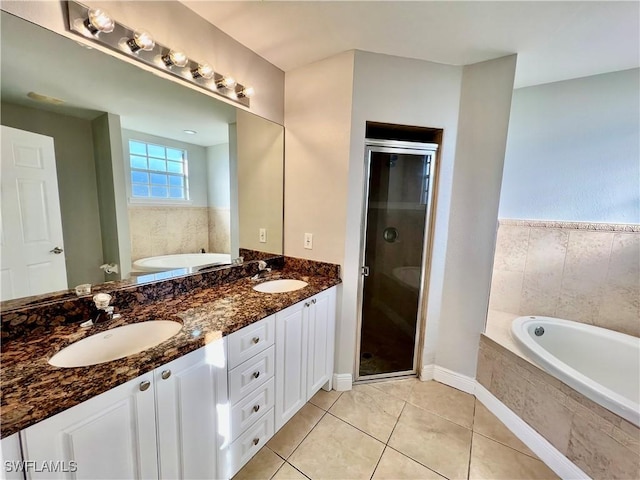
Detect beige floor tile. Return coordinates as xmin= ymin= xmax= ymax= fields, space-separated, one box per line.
xmin=388 ymin=403 xmax=472 ymax=480
xmin=408 ymin=380 xmax=476 ymax=428
xmin=272 ymin=462 xmax=309 ymax=480
xmin=232 ymin=446 xmax=284 ymax=480
xmin=473 ymin=401 xmax=536 ymax=457
xmin=309 ymin=389 xmax=343 ymax=411
xmin=267 ymin=403 xmax=325 ymax=458
xmin=469 ymin=433 xmax=559 ymax=480
xmin=368 ymin=377 xmax=419 ymax=402
xmin=329 ymin=384 xmax=405 ymax=442
xmin=288 ymin=413 xmax=385 ymax=480
xmin=372 ymin=447 xmax=446 ymax=479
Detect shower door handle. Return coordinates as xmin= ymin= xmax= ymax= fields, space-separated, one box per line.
xmin=361 ymin=266 xmax=370 ymax=277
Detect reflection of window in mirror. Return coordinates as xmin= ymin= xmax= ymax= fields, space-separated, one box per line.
xmin=129 ymin=140 xmax=189 ymax=201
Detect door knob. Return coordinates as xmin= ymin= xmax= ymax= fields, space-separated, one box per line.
xmin=50 ymin=247 xmax=63 ymax=254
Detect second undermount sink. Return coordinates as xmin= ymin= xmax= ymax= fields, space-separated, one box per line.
xmin=253 ymin=279 xmax=308 ymax=294
xmin=48 ymin=320 xmax=182 ymax=368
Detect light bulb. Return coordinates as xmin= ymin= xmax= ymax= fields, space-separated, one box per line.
xmin=127 ymin=30 xmax=155 ymax=53
xmin=162 ymin=49 xmax=189 ymax=68
xmin=85 ymin=8 xmax=115 ymax=34
xmin=217 ymin=76 xmax=236 ymax=89
xmin=238 ymin=86 xmax=255 ymax=98
xmin=191 ymin=63 xmax=214 ymax=80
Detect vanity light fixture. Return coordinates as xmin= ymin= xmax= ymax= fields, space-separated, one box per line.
xmin=66 ymin=1 xmax=252 ymax=107
xmin=127 ymin=30 xmax=155 ymax=53
xmin=84 ymin=8 xmax=115 ymax=35
xmin=183 ymin=129 xmax=197 ymax=135
xmin=162 ymin=49 xmax=189 ymax=68
xmin=191 ymin=63 xmax=214 ymax=80
xmin=237 ymin=86 xmax=255 ymax=99
xmin=217 ymin=76 xmax=237 ymax=90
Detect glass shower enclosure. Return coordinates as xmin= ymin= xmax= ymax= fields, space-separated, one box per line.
xmin=357 ymin=140 xmax=438 ymax=380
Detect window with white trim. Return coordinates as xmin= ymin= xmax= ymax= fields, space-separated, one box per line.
xmin=129 ymin=140 xmax=189 ymax=200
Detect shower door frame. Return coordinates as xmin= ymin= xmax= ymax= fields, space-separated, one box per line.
xmin=355 ymin=139 xmax=439 ymax=382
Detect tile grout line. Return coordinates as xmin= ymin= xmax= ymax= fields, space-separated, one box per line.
xmin=283 ymin=407 xmax=331 ymax=466
xmin=286 ymin=461 xmax=312 ymax=480
xmin=466 ymin=400 xmax=478 ymax=479
xmin=384 ymin=445 xmax=451 ymax=480
xmin=368 ymin=445 xmax=388 ymax=480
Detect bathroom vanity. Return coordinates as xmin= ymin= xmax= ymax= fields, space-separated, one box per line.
xmin=0 ymin=262 xmax=339 ymax=480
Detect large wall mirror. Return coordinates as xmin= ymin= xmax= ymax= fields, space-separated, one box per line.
xmin=0 ymin=11 xmax=284 ymax=303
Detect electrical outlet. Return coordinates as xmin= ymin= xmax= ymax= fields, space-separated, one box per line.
xmin=259 ymin=228 xmax=267 ymax=243
xmin=304 ymin=233 xmax=313 ymax=250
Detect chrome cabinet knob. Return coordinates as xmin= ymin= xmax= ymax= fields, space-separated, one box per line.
xmin=161 ymin=370 xmax=171 ymax=380
xmin=253 ymin=405 xmax=260 ymax=413
xmin=252 ymin=337 xmax=260 ymax=344
xmin=252 ymin=371 xmax=260 ymax=379
xmin=139 ymin=380 xmax=151 ymax=391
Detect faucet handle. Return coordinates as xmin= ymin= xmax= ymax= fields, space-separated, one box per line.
xmin=258 ymin=260 xmax=267 ymax=271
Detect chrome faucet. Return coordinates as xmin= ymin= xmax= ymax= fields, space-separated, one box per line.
xmin=81 ymin=293 xmax=121 ymax=327
xmin=251 ymin=260 xmax=271 ymax=280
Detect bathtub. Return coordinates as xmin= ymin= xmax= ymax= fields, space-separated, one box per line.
xmin=511 ymin=316 xmax=640 ymax=427
xmin=133 ymin=253 xmax=231 ymax=272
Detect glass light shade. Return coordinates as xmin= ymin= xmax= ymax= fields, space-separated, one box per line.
xmin=193 ymin=63 xmax=214 ymax=80
xmin=239 ymin=86 xmax=255 ymax=98
xmin=168 ymin=50 xmax=188 ymax=68
xmin=87 ymin=8 xmax=115 ymax=34
xmin=133 ymin=30 xmax=155 ymax=51
xmin=220 ymin=76 xmax=236 ymax=89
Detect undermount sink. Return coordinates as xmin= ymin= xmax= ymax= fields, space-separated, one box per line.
xmin=252 ymin=279 xmax=308 ymax=294
xmin=49 ymin=320 xmax=182 ymax=368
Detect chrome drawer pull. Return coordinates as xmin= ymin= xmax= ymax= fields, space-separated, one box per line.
xmin=253 ymin=404 xmax=260 ymax=413
xmin=161 ymin=370 xmax=171 ymax=380
xmin=253 ymin=438 xmax=260 ymax=446
xmin=252 ymin=337 xmax=260 ymax=344
xmin=139 ymin=381 xmax=151 ymax=391
xmin=252 ymin=371 xmax=260 ymax=379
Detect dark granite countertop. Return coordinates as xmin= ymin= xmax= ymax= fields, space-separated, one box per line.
xmin=0 ymin=269 xmax=340 ymax=438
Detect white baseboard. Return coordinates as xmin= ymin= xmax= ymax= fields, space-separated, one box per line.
xmin=420 ymin=364 xmax=434 ymax=381
xmin=433 ymin=366 xmax=476 ymax=395
xmin=332 ymin=373 xmax=352 ymax=391
xmin=475 ymin=383 xmax=589 ymax=480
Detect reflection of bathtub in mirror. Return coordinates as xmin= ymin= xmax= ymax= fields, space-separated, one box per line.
xmin=391 ymin=266 xmax=421 ymax=291
xmin=132 ymin=253 xmax=231 ymax=273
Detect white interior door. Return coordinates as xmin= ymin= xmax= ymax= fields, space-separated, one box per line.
xmin=1 ymin=126 xmax=67 ymax=300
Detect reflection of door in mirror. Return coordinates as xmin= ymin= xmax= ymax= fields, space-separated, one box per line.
xmin=0 ymin=126 xmax=68 ymax=300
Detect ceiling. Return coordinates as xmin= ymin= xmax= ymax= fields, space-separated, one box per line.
xmin=182 ymin=1 xmax=639 ymax=88
xmin=1 ymin=11 xmax=235 ymax=147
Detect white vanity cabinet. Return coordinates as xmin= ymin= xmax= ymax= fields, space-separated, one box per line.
xmin=222 ymin=315 xmax=276 ymax=479
xmin=275 ymin=287 xmax=336 ymax=430
xmin=20 ymin=338 xmax=227 ymax=480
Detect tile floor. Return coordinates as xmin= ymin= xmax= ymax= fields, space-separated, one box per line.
xmin=232 ymin=378 xmax=560 ymax=480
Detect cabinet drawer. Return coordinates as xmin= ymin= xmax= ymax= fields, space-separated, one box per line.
xmin=228 ymin=315 xmax=275 ymax=370
xmin=230 ymin=377 xmax=275 ymax=441
xmin=228 ymin=345 xmax=274 ymax=404
xmin=228 ymin=408 xmax=275 ymax=478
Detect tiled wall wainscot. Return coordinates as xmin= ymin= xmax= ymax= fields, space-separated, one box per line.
xmin=129 ymin=206 xmax=231 ymax=261
xmin=489 ymin=219 xmax=640 ymax=337
xmin=477 ymin=336 xmax=640 ymax=480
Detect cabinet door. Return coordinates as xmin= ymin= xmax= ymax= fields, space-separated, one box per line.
xmin=306 ymin=287 xmax=337 ymax=399
xmin=155 ymin=338 xmax=227 ymax=480
xmin=275 ymin=301 xmax=308 ymax=431
xmin=20 ymin=373 xmax=158 ymax=480
xmin=1 ymin=433 xmax=23 ymax=480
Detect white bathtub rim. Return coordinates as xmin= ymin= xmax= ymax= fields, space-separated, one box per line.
xmin=511 ymin=315 xmax=640 ymax=428
xmin=133 ymin=253 xmax=231 ymax=272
